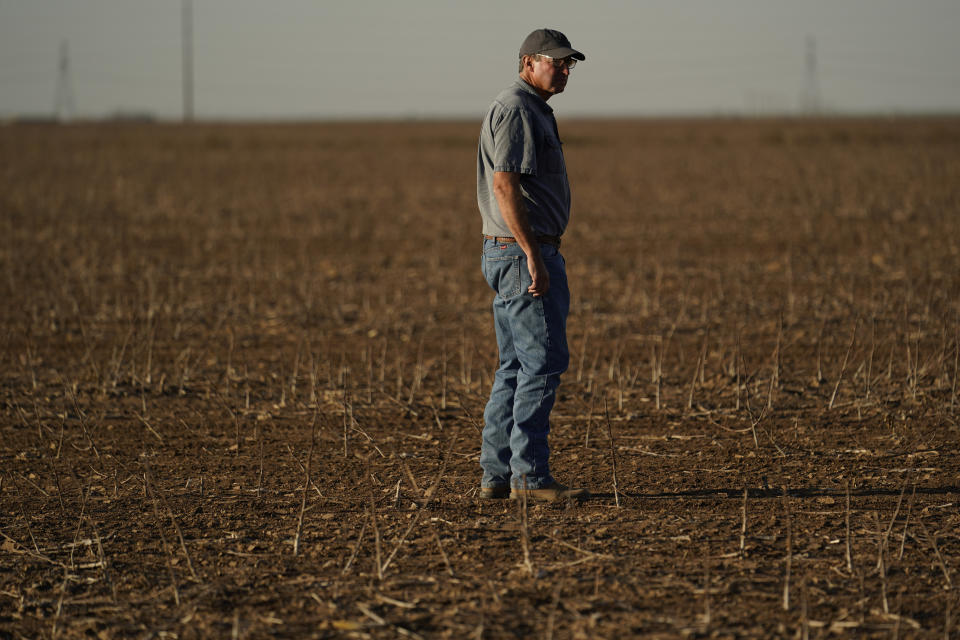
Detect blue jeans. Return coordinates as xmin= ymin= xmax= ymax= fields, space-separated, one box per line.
xmin=480 ymin=239 xmax=570 ymax=490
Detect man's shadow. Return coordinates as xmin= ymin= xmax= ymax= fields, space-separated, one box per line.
xmin=588 ymin=485 xmax=960 ymax=500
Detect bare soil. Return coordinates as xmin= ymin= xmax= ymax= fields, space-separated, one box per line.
xmin=1 ymin=118 xmax=959 ymax=638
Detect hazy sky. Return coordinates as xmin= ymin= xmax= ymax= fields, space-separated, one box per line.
xmin=2 ymin=0 xmax=959 ymax=120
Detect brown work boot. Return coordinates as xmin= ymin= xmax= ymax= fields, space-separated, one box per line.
xmin=479 ymin=485 xmax=511 ymax=499
xmin=510 ymin=482 xmax=590 ymax=502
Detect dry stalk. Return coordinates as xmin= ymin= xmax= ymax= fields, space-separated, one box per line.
xmin=342 ymin=372 xmax=350 ymax=458
xmin=946 ymin=592 xmax=953 ymax=640
xmin=341 ymin=520 xmax=367 ymax=576
xmin=577 ymin=327 xmax=589 ymax=383
xmin=17 ymin=471 xmax=50 ymax=497
xmin=747 ymin=406 xmax=764 ymax=451
xmin=898 ymin=483 xmax=917 ymax=561
xmin=285 ymin=444 xmax=323 ymax=498
xmin=586 ymin=349 xmax=599 ymax=393
xmin=289 ymin=341 xmax=301 ymax=404
xmin=429 ymin=401 xmax=445 ymax=432
xmin=739 ymin=487 xmax=747 ymax=557
xmin=293 ymin=413 xmax=318 ymax=557
xmin=885 ymin=331 xmax=895 ymax=382
xmin=918 ymin=519 xmax=953 ymax=588
xmin=401 ymin=459 xmax=421 ymax=495
xmin=735 ymin=329 xmax=742 ymax=411
xmin=655 ymin=334 xmax=664 ymax=410
xmin=815 ymin=317 xmax=826 ymax=386
xmin=768 ymin=315 xmax=782 ymax=410
xmin=88 ymin=514 xmax=117 ymax=602
xmin=407 ymin=336 xmax=425 ymax=406
xmin=380 ymin=431 xmax=457 ymax=575
xmin=584 ymin=395 xmax=594 ymax=449
xmin=440 ymin=337 xmax=447 ymax=410
xmin=69 ymin=484 xmax=89 ymax=570
xmin=519 ymin=475 xmax=534 ymax=575
xmin=686 ymin=331 xmax=708 ymax=412
xmin=224 ymin=327 xmax=235 ymax=391
xmin=874 ymin=511 xmax=889 ymax=614
xmin=878 ymin=480 xmax=908 ymax=570
xmin=23 ymin=344 xmax=38 ymax=391
xmin=379 ymin=337 xmax=387 ymax=389
xmin=892 ymin=589 xmax=904 ymax=640
xmin=617 ymin=366 xmax=625 ymax=412
xmin=49 ymin=465 xmax=65 ymax=516
xmin=543 ymin=532 xmax=615 ymax=560
xmin=432 ymin=525 xmax=454 ymax=577
xmin=12 ymin=478 xmax=41 ymax=554
xmin=64 ymin=381 xmax=103 ymax=467
xmin=379 ymin=510 xmax=421 ymax=576
xmin=829 ymin=319 xmax=859 ymax=410
xmin=545 ymin=586 xmax=561 ymax=640
xmin=951 ymin=325 xmax=958 ymax=409
xmin=256 ymin=427 xmax=264 ymax=499
xmin=133 ymin=412 xmax=164 ymax=443
xmin=800 ymin=575 xmax=809 ymax=640
xmin=450 ymin=389 xmax=481 ymax=433
xmin=702 ymin=543 xmax=712 ymax=627
xmin=649 ymin=337 xmax=657 ymax=384
xmin=202 ymin=376 xmax=242 ymax=456
xmin=908 ymin=331 xmax=921 ymax=401
xmin=51 ymin=571 xmax=69 ymax=640
xmin=782 ymin=487 xmax=792 ymax=611
xmin=844 ymin=480 xmax=853 ymax=573
xmin=347 ymin=413 xmax=387 ymax=458
xmin=377 ymin=386 xmax=421 ymax=418
xmin=369 ymin=493 xmax=384 ymax=581
xmin=857 ymin=568 xmax=866 ymax=623
xmin=604 ymin=397 xmax=621 ymax=508
xmin=142 ymin=460 xmax=198 ymax=580
xmin=863 ymin=316 xmax=876 ymax=401
xmin=460 ymin=328 xmax=468 ymax=385
xmin=143 ymin=471 xmax=180 ymax=605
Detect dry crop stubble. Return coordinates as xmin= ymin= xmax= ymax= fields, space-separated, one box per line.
xmin=1 ymin=118 xmax=959 ymax=638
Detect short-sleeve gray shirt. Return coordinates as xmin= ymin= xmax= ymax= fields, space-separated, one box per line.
xmin=477 ymin=79 xmax=571 ymax=238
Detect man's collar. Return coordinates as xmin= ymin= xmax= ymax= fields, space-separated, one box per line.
xmin=514 ymin=78 xmax=553 ymax=113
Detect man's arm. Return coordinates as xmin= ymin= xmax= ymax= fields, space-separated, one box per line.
xmin=492 ymin=171 xmax=549 ymax=297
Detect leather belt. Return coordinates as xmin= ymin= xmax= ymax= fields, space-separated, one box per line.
xmin=483 ymin=234 xmax=562 ymax=248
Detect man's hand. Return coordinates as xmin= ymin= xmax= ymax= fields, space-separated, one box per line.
xmin=527 ymin=250 xmax=549 ymax=297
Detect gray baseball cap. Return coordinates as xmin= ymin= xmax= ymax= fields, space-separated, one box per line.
xmin=519 ymin=28 xmax=585 ymax=61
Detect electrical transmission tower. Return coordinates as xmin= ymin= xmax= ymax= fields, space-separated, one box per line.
xmin=800 ymin=35 xmax=821 ymax=115
xmin=53 ymin=40 xmax=76 ymax=122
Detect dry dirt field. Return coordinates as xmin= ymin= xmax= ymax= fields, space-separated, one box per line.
xmin=2 ymin=117 xmax=959 ymax=639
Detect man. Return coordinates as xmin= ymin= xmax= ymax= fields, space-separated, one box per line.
xmin=476 ymin=28 xmax=588 ymax=502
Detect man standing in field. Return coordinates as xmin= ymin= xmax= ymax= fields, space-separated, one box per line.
xmin=476 ymin=28 xmax=588 ymax=502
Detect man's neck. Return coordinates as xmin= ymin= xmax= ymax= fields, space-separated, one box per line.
xmin=519 ymin=74 xmax=551 ymax=102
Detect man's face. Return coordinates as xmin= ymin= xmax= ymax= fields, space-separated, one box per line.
xmin=523 ymin=55 xmax=571 ymax=98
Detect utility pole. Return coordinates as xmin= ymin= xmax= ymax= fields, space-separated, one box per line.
xmin=53 ymin=40 xmax=76 ymax=122
xmin=182 ymin=0 xmax=194 ymax=121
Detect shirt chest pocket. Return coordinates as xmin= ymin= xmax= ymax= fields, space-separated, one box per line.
xmin=540 ymin=136 xmax=565 ymax=175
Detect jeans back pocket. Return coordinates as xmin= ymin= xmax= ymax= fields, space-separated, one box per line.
xmin=483 ymin=254 xmax=523 ymax=300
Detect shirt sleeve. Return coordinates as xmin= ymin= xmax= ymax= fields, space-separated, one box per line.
xmin=492 ymin=107 xmax=537 ymax=175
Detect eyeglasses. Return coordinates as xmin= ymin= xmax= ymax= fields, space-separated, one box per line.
xmin=537 ymin=54 xmax=577 ymax=70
